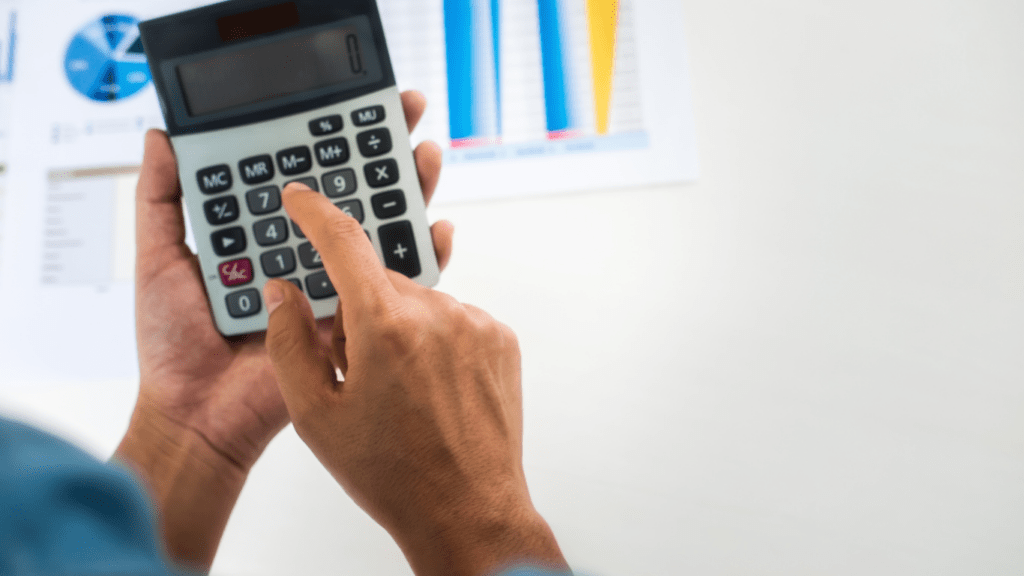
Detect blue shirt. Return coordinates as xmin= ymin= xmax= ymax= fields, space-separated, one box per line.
xmin=0 ymin=418 xmax=570 ymax=576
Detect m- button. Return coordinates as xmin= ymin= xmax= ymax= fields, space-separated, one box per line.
xmin=276 ymin=146 xmax=312 ymax=176
xmin=239 ymin=154 xmax=275 ymax=185
xmin=197 ymin=165 xmax=232 ymax=194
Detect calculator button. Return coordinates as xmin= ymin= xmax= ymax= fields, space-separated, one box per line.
xmin=352 ymin=105 xmax=385 ymax=127
xmin=356 ymin=128 xmax=392 ymax=158
xmin=276 ymin=146 xmax=313 ymax=176
xmin=285 ymin=177 xmax=319 ymax=192
xmin=334 ymin=199 xmax=364 ymax=223
xmin=291 ymin=220 xmax=306 ymax=239
xmin=298 ymin=242 xmax=323 ymax=269
xmin=322 ymin=168 xmax=357 ymax=198
xmin=305 ymin=271 xmax=337 ymax=299
xmin=239 ymin=155 xmax=275 ymax=185
xmin=245 ymin=185 xmax=281 ymax=215
xmin=378 ymin=221 xmax=421 ymax=279
xmin=218 ymin=258 xmax=254 ymax=287
xmin=371 ymin=190 xmax=407 ymax=220
xmin=197 ymin=165 xmax=232 ymax=194
xmin=309 ymin=114 xmax=343 ymax=136
xmin=204 ymin=196 xmax=240 ymax=225
xmin=211 ymin=227 xmax=247 ymax=257
xmin=260 ymin=247 xmax=297 ymax=277
xmin=253 ymin=217 xmax=289 ymax=246
xmin=226 ymin=288 xmax=261 ymax=318
xmin=364 ymin=159 xmax=399 ymax=188
xmin=286 ymin=278 xmax=303 ymax=292
xmin=314 ymin=138 xmax=350 ymax=167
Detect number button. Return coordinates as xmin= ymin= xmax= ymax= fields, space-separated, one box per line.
xmin=218 ymin=258 xmax=254 ymax=287
xmin=379 ymin=221 xmax=421 ymax=279
xmin=276 ymin=146 xmax=313 ymax=176
xmin=226 ymin=288 xmax=261 ymax=318
xmin=356 ymin=128 xmax=392 ymax=158
xmin=239 ymin=154 xmax=275 ymax=185
xmin=245 ymin=185 xmax=281 ymax=215
xmin=309 ymin=114 xmax=343 ymax=136
xmin=322 ymin=168 xmax=357 ymax=198
xmin=285 ymin=177 xmax=319 ymax=192
xmin=291 ymin=220 xmax=306 ymax=239
xmin=211 ymin=227 xmax=247 ymax=257
xmin=298 ymin=242 xmax=323 ymax=269
xmin=260 ymin=247 xmax=297 ymax=277
xmin=334 ymin=199 xmax=364 ymax=223
xmin=364 ymin=158 xmax=399 ymax=188
xmin=204 ymin=196 xmax=240 ymax=225
xmin=253 ymin=217 xmax=289 ymax=246
xmin=314 ymin=138 xmax=350 ymax=167
xmin=352 ymin=105 xmax=385 ymax=127
xmin=197 ymin=165 xmax=232 ymax=194
xmin=371 ymin=190 xmax=407 ymax=219
xmin=305 ymin=271 xmax=337 ymax=299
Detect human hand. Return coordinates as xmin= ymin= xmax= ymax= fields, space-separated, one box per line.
xmin=263 ymin=186 xmax=568 ymax=576
xmin=115 ymin=91 xmax=454 ymax=570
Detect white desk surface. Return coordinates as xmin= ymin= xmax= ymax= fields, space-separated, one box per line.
xmin=3 ymin=0 xmax=1022 ymax=574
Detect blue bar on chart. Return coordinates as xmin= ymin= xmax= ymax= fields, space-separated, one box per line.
xmin=444 ymin=0 xmax=501 ymax=147
xmin=0 ymin=10 xmax=16 ymax=83
xmin=536 ymin=0 xmax=577 ymax=138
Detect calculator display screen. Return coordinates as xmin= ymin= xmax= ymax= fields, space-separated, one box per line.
xmin=177 ymin=23 xmax=379 ymax=117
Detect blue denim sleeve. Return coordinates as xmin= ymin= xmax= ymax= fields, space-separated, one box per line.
xmin=0 ymin=417 xmax=182 ymax=576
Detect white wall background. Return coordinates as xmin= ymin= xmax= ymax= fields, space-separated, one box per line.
xmin=2 ymin=0 xmax=1022 ymax=574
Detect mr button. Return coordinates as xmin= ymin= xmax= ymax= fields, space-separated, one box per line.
xmin=239 ymin=154 xmax=275 ymax=185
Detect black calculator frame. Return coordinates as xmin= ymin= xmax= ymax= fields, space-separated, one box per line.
xmin=140 ymin=0 xmax=397 ymax=136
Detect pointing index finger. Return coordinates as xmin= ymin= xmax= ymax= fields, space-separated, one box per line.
xmin=282 ymin=182 xmax=397 ymax=317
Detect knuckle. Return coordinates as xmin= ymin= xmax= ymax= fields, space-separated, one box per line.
xmin=314 ymin=208 xmax=364 ymax=246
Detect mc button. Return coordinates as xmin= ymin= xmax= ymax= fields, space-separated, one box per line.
xmin=197 ymin=165 xmax=232 ymax=194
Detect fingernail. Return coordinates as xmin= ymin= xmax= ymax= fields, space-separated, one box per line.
xmin=264 ymin=281 xmax=285 ymax=315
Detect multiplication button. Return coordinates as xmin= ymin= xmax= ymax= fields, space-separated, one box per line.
xmin=364 ymin=159 xmax=399 ymax=188
xmin=197 ymin=165 xmax=232 ymax=194
xmin=276 ymin=146 xmax=312 ymax=176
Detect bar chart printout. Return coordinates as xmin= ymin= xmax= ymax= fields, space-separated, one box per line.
xmin=442 ymin=0 xmax=646 ymax=159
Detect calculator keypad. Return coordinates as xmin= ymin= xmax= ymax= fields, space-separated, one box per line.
xmin=180 ymin=90 xmax=438 ymax=336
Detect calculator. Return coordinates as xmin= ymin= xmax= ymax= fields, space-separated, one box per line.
xmin=140 ymin=0 xmax=439 ymax=336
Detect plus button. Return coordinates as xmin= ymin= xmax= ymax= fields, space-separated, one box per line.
xmin=393 ymin=243 xmax=409 ymax=260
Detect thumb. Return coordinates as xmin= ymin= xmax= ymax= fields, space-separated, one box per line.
xmin=264 ymin=279 xmax=337 ymax=423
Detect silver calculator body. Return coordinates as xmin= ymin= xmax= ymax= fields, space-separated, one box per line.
xmin=140 ymin=0 xmax=439 ymax=336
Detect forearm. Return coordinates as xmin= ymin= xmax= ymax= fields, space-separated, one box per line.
xmin=113 ymin=401 xmax=249 ymax=572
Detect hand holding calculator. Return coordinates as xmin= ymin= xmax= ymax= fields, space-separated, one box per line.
xmin=140 ymin=0 xmax=440 ymax=336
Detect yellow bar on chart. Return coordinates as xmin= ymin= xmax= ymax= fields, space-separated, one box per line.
xmin=586 ymin=0 xmax=618 ymax=135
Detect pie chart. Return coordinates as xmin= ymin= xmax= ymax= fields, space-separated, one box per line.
xmin=64 ymin=14 xmax=150 ymax=103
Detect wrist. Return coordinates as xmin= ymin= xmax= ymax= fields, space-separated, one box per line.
xmin=114 ymin=399 xmax=250 ymax=570
xmin=397 ymin=493 xmax=568 ymax=576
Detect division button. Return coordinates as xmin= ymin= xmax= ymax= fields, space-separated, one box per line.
xmin=314 ymin=137 xmax=350 ymax=167
xmin=253 ymin=216 xmax=289 ymax=246
xmin=239 ymin=154 xmax=275 ymax=185
xmin=356 ymin=128 xmax=392 ymax=158
xmin=309 ymin=114 xmax=343 ymax=136
xmin=246 ymin=185 xmax=281 ymax=215
xmin=218 ymin=257 xmax=254 ymax=287
xmin=334 ymin=199 xmax=364 ymax=223
xmin=298 ymin=242 xmax=323 ymax=269
xmin=378 ymin=221 xmax=421 ymax=279
xmin=261 ymin=247 xmax=297 ymax=277
xmin=211 ymin=227 xmax=247 ymax=257
xmin=371 ymin=190 xmax=407 ymax=219
xmin=204 ymin=195 xmax=240 ymax=225
xmin=364 ymin=158 xmax=399 ymax=188
xmin=197 ymin=165 xmax=232 ymax=194
xmin=305 ymin=271 xmax=337 ymax=299
xmin=276 ymin=146 xmax=313 ymax=176
xmin=226 ymin=288 xmax=261 ymax=318
xmin=352 ymin=105 xmax=385 ymax=126
xmin=322 ymin=168 xmax=357 ymax=198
